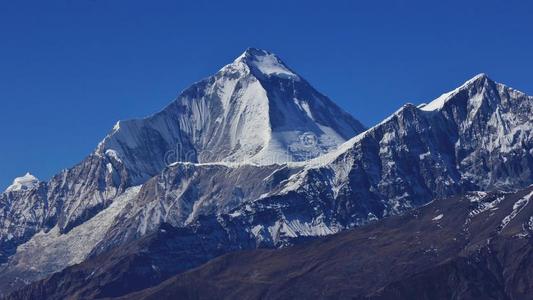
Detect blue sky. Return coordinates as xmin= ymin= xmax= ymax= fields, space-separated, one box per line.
xmin=1 ymin=0 xmax=532 ymax=189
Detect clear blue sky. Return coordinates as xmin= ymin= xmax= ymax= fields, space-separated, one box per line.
xmin=1 ymin=0 xmax=532 ymax=189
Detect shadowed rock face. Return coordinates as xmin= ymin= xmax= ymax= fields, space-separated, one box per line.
xmin=6 ymin=187 xmax=533 ymax=300
xmin=118 ymin=187 xmax=533 ymax=300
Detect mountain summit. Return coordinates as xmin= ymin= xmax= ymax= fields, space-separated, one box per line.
xmin=96 ymin=48 xmax=365 ymax=183
xmin=231 ymin=48 xmax=300 ymax=80
xmin=4 ymin=173 xmax=39 ymax=193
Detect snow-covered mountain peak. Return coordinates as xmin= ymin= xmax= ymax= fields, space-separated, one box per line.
xmin=471 ymin=72 xmax=489 ymax=81
xmin=90 ymin=48 xmax=365 ymax=184
xmin=232 ymin=47 xmax=299 ymax=80
xmin=301 ymin=102 xmax=421 ymax=169
xmin=236 ymin=47 xmax=271 ymax=59
xmin=420 ymin=73 xmax=493 ymax=111
xmin=5 ymin=173 xmax=39 ymax=193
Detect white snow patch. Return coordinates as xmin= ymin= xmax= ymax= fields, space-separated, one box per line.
xmin=432 ymin=214 xmax=444 ymax=221
xmin=500 ymin=191 xmax=533 ymax=230
xmin=228 ymin=210 xmax=243 ymax=218
xmin=420 ymin=73 xmax=487 ymax=111
xmin=468 ymin=193 xmax=506 ymax=218
xmin=5 ymin=173 xmax=39 ymax=192
xmin=251 ymin=225 xmax=264 ymax=236
xmin=105 ymin=149 xmax=122 ymax=162
xmin=106 ymin=163 xmax=114 ymax=174
xmin=419 ymin=152 xmax=431 ymax=160
xmin=467 ymin=191 xmax=488 ymax=203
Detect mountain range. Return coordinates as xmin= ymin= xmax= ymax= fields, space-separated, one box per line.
xmin=1 ymin=48 xmax=532 ymax=299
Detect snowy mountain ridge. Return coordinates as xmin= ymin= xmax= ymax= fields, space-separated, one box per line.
xmin=4 ymin=173 xmax=39 ymax=193
xmin=419 ymin=73 xmax=490 ymax=111
xmin=84 ymin=73 xmax=531 ymax=263
xmin=3 ymin=70 xmax=531 ymax=295
xmin=231 ymin=48 xmax=300 ymax=80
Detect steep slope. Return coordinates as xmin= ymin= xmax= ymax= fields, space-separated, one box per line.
xmin=95 ymin=73 xmax=533 ymax=253
xmin=4 ymin=173 xmax=39 ymax=193
xmin=419 ymin=73 xmax=533 ymax=189
xmin=0 ymin=187 xmax=141 ymax=292
xmin=119 ymin=187 xmax=533 ymax=300
xmin=95 ymin=47 xmax=364 ymax=181
xmin=0 ymin=48 xmax=363 ymax=268
xmin=0 ymin=156 xmax=128 ymax=264
xmin=4 ymin=74 xmax=531 ymax=298
xmin=257 ymin=73 xmax=532 ymax=229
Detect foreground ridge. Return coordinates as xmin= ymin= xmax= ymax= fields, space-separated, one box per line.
xmin=122 ymin=187 xmax=533 ymax=300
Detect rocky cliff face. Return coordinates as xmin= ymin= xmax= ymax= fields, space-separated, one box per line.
xmin=0 ymin=155 xmax=128 ymax=264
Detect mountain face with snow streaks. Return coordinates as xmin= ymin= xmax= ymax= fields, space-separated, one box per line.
xmin=0 ymin=154 xmax=130 ymax=265
xmin=0 ymin=48 xmax=532 ymax=298
xmin=91 ymin=74 xmax=532 ymax=257
xmin=8 ymin=72 xmax=525 ymax=298
xmin=96 ymin=48 xmax=364 ymax=181
xmin=118 ymin=187 xmax=533 ymax=300
xmin=0 ymin=48 xmax=364 ymax=288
